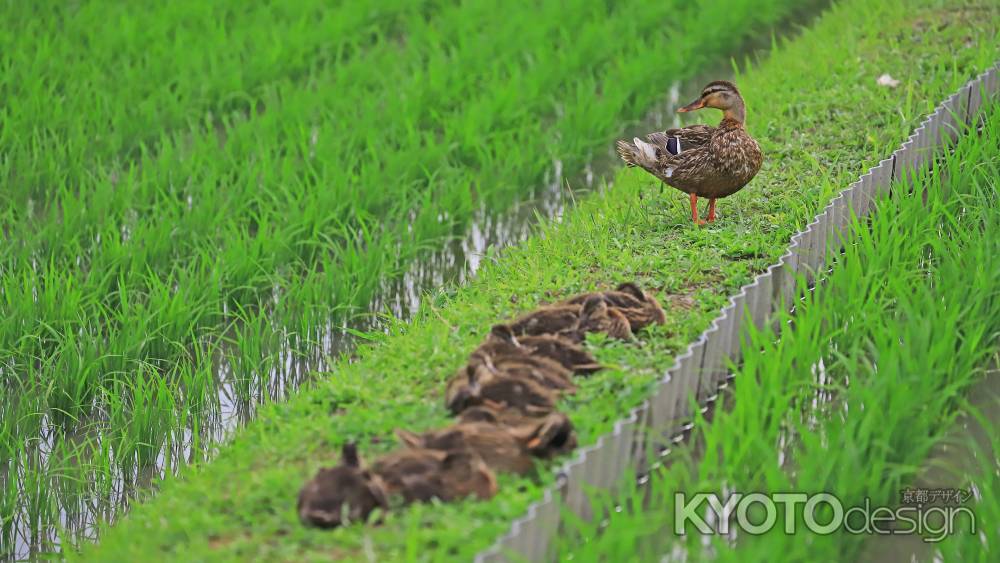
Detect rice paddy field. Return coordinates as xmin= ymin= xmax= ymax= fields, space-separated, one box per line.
xmin=2 ymin=0 xmax=999 ymax=561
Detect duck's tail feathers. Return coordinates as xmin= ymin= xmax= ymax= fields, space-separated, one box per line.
xmin=616 ymin=137 xmax=658 ymax=168
xmin=615 ymin=140 xmax=638 ymax=167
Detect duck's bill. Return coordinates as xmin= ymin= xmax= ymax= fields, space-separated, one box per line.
xmin=677 ymin=98 xmax=705 ymax=113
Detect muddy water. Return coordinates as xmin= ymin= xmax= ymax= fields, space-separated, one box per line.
xmin=857 ymin=364 xmax=999 ymax=562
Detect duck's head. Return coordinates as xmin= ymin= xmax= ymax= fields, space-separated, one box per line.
xmin=677 ymin=81 xmax=746 ymax=123
xmin=488 ymin=323 xmax=519 ymax=346
xmin=513 ymin=412 xmax=577 ymax=458
xmin=297 ymin=442 xmax=389 ymax=529
xmin=579 ymin=295 xmax=609 ymax=322
xmin=615 ymin=282 xmax=646 ymax=301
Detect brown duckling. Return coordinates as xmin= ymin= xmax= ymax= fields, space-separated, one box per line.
xmin=456 ymin=399 xmax=574 ymax=428
xmin=371 ymin=447 xmax=497 ymax=503
xmin=509 ymin=295 xmax=632 ymax=341
xmin=562 ymin=282 xmax=666 ymax=331
xmin=297 ymin=442 xmax=390 ymax=529
xmin=396 ymin=412 xmax=577 ymax=475
xmin=456 ymin=400 xmax=531 ymax=426
xmin=444 ymin=363 xmax=558 ymax=416
xmin=467 ymin=349 xmax=576 ymax=391
xmin=479 ymin=324 xmax=602 ymax=375
xmin=577 ymin=295 xmax=634 ymax=341
xmin=509 ymin=302 xmax=584 ymax=341
xmin=562 ymin=282 xmax=647 ymax=309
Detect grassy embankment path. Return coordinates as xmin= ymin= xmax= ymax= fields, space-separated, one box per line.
xmin=75 ymin=0 xmax=1000 ymax=560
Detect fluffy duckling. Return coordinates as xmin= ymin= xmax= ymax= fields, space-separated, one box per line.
xmin=562 ymin=282 xmax=666 ymax=331
xmin=562 ymin=282 xmax=646 ymax=308
xmin=297 ymin=443 xmax=390 ymax=529
xmin=509 ymin=303 xmax=583 ymax=341
xmin=456 ymin=400 xmax=532 ymax=426
xmin=577 ymin=295 xmax=634 ymax=340
xmin=395 ymin=412 xmax=577 ymax=475
xmin=444 ymin=363 xmax=558 ymax=416
xmin=467 ymin=349 xmax=576 ymax=391
xmin=371 ymin=447 xmax=497 ymax=503
xmin=479 ymin=324 xmax=602 ymax=375
xmin=456 ymin=400 xmax=575 ymax=429
xmin=510 ymin=295 xmax=632 ymax=341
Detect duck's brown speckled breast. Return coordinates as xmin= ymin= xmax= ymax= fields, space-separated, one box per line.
xmin=661 ymin=119 xmax=763 ymax=199
xmin=698 ymin=120 xmax=763 ymax=199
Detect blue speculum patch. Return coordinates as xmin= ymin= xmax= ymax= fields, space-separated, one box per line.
xmin=666 ymin=137 xmax=681 ymax=155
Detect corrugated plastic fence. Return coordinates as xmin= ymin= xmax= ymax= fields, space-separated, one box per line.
xmin=474 ymin=62 xmax=1000 ymax=562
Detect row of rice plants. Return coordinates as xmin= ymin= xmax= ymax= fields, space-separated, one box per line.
xmin=0 ymin=0 xmax=440 ymax=190
xmin=73 ymin=0 xmax=1000 ymax=560
xmin=562 ymin=99 xmax=1000 ymax=560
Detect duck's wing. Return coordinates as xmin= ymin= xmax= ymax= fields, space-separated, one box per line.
xmin=647 ymin=124 xmax=716 ymax=152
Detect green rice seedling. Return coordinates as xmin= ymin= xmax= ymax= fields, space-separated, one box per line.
xmin=100 ymin=365 xmax=178 ymax=475
xmin=17 ymin=449 xmax=58 ymax=556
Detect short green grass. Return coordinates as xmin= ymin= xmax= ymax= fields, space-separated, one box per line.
xmin=561 ymin=99 xmax=1000 ymax=561
xmin=0 ymin=0 xmax=814 ymax=557
xmin=69 ymin=0 xmax=1000 ymax=560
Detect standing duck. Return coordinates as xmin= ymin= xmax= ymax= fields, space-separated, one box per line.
xmin=616 ymin=81 xmax=763 ymax=224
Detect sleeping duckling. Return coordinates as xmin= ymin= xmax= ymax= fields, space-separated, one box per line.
xmin=395 ymin=412 xmax=577 ymax=475
xmin=456 ymin=400 xmax=532 ymax=426
xmin=456 ymin=400 xmax=574 ymax=429
xmin=297 ymin=442 xmax=390 ymax=529
xmin=509 ymin=303 xmax=583 ymax=341
xmin=479 ymin=324 xmax=602 ymax=375
xmin=444 ymin=363 xmax=558 ymax=416
xmin=562 ymin=282 xmax=647 ymax=308
xmin=562 ymin=282 xmax=666 ymax=331
xmin=577 ymin=295 xmax=634 ymax=341
xmin=510 ymin=295 xmax=632 ymax=341
xmin=371 ymin=447 xmax=497 ymax=503
xmin=467 ymin=349 xmax=576 ymax=391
